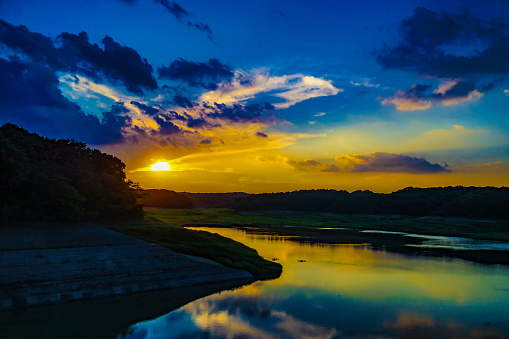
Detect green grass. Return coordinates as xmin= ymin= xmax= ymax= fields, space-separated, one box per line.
xmin=144 ymin=208 xmax=509 ymax=242
xmin=109 ymin=222 xmax=282 ymax=278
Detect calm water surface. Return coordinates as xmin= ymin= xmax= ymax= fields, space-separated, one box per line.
xmin=119 ymin=227 xmax=509 ymax=338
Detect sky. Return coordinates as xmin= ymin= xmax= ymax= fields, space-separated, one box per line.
xmin=1 ymin=0 xmax=509 ymax=193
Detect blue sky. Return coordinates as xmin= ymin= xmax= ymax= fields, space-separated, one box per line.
xmin=1 ymin=0 xmax=509 ymax=192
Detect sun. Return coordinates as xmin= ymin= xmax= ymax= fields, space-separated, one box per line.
xmin=150 ymin=162 xmax=171 ymax=171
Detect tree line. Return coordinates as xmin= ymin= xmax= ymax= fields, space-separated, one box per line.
xmin=0 ymin=123 xmax=143 ymax=223
xmin=231 ymin=187 xmax=509 ymax=219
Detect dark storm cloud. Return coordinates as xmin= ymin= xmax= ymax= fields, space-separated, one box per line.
xmin=0 ymin=57 xmax=131 ymax=145
xmin=58 ymin=32 xmax=157 ymax=94
xmin=377 ymin=7 xmax=509 ymax=78
xmin=336 ymin=152 xmax=450 ymax=173
xmin=206 ymin=102 xmax=275 ymax=123
xmin=0 ymin=20 xmax=157 ymax=94
xmin=0 ymin=20 xmax=61 ymax=68
xmin=256 ymin=132 xmax=268 ymax=138
xmin=130 ymin=101 xmax=160 ymax=116
xmin=158 ymin=58 xmax=234 ymax=89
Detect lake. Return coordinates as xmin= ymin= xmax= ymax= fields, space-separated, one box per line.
xmin=119 ymin=227 xmax=509 ymax=338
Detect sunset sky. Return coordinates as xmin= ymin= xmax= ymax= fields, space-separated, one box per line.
xmin=1 ymin=0 xmax=509 ymax=192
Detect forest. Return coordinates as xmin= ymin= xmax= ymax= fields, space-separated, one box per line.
xmin=232 ymin=187 xmax=509 ymax=219
xmin=0 ymin=123 xmax=143 ymax=222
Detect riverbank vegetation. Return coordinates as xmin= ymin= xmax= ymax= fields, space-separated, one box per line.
xmin=110 ymin=222 xmax=282 ymax=278
xmin=143 ymin=208 xmax=509 ymax=242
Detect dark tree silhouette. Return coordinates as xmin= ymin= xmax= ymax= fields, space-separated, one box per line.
xmin=0 ymin=123 xmax=143 ymax=222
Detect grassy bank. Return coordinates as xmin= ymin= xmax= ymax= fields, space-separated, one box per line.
xmin=143 ymin=208 xmax=509 ymax=242
xmin=109 ymin=222 xmax=282 ymax=278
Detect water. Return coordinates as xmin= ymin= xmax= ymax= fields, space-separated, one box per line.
xmin=361 ymin=229 xmax=509 ymax=251
xmin=119 ymin=227 xmax=509 ymax=338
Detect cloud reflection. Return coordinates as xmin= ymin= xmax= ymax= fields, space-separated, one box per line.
xmin=121 ymin=293 xmax=337 ymax=339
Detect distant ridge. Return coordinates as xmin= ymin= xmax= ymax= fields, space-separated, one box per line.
xmin=231 ymin=187 xmax=509 ymax=219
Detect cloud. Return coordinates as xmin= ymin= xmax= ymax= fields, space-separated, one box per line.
xmin=381 ymin=84 xmax=432 ymax=111
xmin=376 ymin=7 xmax=509 ymax=101
xmin=286 ymin=158 xmax=322 ymax=171
xmin=158 ymin=58 xmax=234 ymax=89
xmin=153 ymin=0 xmax=188 ymax=20
xmin=504 ymin=89 xmax=509 ymax=95
xmin=130 ymin=101 xmax=160 ymax=115
xmin=0 ymin=57 xmax=130 ymax=145
xmin=186 ymin=117 xmax=219 ymax=129
xmin=153 ymin=115 xmax=182 ymax=135
xmin=313 ymin=112 xmax=326 ymax=117
xmin=152 ymin=0 xmax=213 ymax=40
xmin=204 ymin=102 xmax=275 ymax=123
xmin=200 ymin=69 xmax=342 ymax=109
xmin=382 ymin=81 xmax=483 ymax=111
xmin=186 ymin=21 xmax=213 ymax=41
xmin=377 ymin=7 xmax=509 ymax=78
xmin=256 ymin=132 xmax=268 ymax=138
xmin=58 ymin=32 xmax=157 ymax=94
xmin=0 ymin=20 xmax=60 ymax=67
xmin=173 ymin=95 xmax=194 ymax=108
xmin=350 ymin=78 xmax=380 ymax=88
xmin=0 ymin=20 xmax=157 ymax=95
xmin=335 ymin=152 xmax=450 ymax=173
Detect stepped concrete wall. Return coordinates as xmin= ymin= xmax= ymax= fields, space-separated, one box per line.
xmin=0 ymin=225 xmax=252 ymax=311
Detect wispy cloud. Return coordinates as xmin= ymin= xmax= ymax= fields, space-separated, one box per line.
xmin=350 ymin=78 xmax=380 ymax=88
xmin=200 ymin=69 xmax=342 ymax=109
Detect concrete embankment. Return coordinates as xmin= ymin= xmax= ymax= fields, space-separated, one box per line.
xmin=0 ymin=224 xmax=252 ymax=311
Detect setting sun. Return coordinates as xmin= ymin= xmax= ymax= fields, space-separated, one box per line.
xmin=150 ymin=162 xmax=171 ymax=171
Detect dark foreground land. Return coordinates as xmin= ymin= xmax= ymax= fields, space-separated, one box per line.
xmin=0 ymin=224 xmax=255 ymax=313
xmin=145 ymin=208 xmax=509 ymax=266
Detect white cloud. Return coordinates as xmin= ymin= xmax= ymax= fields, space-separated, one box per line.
xmin=313 ymin=112 xmax=326 ymax=117
xmin=200 ymin=69 xmax=342 ymax=109
xmin=350 ymin=78 xmax=380 ymax=88
xmin=504 ymin=89 xmax=509 ymax=95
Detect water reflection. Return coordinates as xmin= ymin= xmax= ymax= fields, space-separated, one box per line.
xmin=119 ymin=227 xmax=509 ymax=338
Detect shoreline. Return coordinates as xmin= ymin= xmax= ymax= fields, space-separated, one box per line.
xmin=186 ymin=223 xmax=509 ymax=266
xmin=0 ymin=224 xmax=253 ymax=312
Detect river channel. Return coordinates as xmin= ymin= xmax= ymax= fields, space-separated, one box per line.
xmin=119 ymin=227 xmax=509 ymax=338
